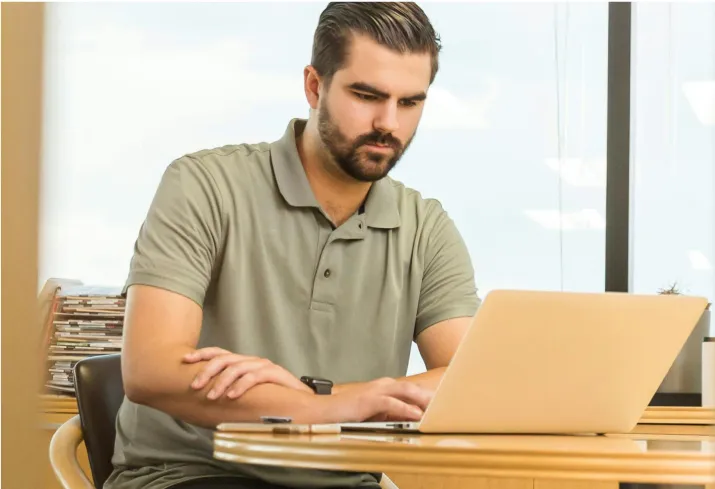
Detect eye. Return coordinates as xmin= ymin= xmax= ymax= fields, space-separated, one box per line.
xmin=354 ymin=92 xmax=378 ymax=101
xmin=399 ymin=99 xmax=418 ymax=108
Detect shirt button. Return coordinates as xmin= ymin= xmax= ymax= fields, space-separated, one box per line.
xmin=358 ymin=223 xmax=363 ymax=229
xmin=324 ymin=269 xmax=331 ymax=278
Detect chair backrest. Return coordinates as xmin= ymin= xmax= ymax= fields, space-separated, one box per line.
xmin=73 ymin=354 xmax=124 ymax=489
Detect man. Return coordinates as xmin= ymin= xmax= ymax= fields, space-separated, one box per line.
xmin=105 ymin=2 xmax=480 ymax=489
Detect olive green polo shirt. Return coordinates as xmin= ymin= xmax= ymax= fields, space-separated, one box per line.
xmin=105 ymin=119 xmax=479 ymax=489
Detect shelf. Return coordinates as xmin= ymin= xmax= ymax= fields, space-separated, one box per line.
xmin=39 ymin=394 xmax=78 ymax=414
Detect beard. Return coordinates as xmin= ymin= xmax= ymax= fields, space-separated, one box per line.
xmin=317 ymin=102 xmax=413 ymax=182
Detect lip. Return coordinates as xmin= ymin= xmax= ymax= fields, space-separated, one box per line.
xmin=363 ymin=144 xmax=394 ymax=152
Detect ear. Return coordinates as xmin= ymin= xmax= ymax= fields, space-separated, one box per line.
xmin=303 ymin=65 xmax=321 ymax=110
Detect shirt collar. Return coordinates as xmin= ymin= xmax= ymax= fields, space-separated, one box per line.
xmin=270 ymin=118 xmax=401 ymax=229
xmin=270 ymin=118 xmax=320 ymax=208
xmin=363 ymin=177 xmax=401 ymax=229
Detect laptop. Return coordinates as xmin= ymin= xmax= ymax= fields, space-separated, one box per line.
xmin=339 ymin=289 xmax=709 ymax=435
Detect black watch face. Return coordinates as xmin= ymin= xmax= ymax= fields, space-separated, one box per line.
xmin=313 ymin=380 xmax=331 ymax=394
xmin=302 ymin=376 xmax=332 ymax=394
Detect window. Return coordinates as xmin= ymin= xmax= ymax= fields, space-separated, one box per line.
xmin=39 ymin=3 xmax=609 ymax=375
xmin=630 ymin=3 xmax=715 ymax=334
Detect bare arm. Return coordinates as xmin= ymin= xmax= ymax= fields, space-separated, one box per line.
xmin=396 ymin=201 xmax=479 ymax=391
xmin=397 ymin=316 xmax=471 ymax=389
xmin=119 ymin=160 xmax=326 ymax=427
xmin=123 ymin=284 xmax=431 ymax=427
xmin=332 ymin=316 xmax=472 ymax=395
xmin=122 ymin=285 xmax=325 ymax=428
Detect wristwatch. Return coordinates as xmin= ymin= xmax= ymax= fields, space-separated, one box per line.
xmin=300 ymin=376 xmax=333 ymax=395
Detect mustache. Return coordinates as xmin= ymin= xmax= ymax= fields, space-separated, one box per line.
xmin=354 ymin=132 xmax=403 ymax=151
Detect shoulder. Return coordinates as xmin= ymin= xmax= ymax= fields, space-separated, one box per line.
xmin=160 ymin=141 xmax=274 ymax=206
xmin=185 ymin=141 xmax=271 ymax=164
xmin=384 ymin=177 xmax=452 ymax=232
xmin=169 ymin=141 xmax=272 ymax=184
xmin=383 ymin=177 xmax=467 ymax=265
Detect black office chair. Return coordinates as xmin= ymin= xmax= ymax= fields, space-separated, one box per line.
xmin=49 ymin=354 xmax=123 ymax=489
xmin=73 ymin=353 xmax=124 ymax=489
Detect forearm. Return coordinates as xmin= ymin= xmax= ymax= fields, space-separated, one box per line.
xmin=125 ymin=352 xmax=325 ymax=428
xmin=396 ymin=366 xmax=446 ymax=391
xmin=334 ymin=367 xmax=446 ymax=395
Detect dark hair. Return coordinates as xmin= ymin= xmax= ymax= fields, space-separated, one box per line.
xmin=311 ymin=2 xmax=441 ymax=84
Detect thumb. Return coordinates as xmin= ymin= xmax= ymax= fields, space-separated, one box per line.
xmin=182 ymin=351 xmax=200 ymax=363
xmin=183 ymin=347 xmax=231 ymax=363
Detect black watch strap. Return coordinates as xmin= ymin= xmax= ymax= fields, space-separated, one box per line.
xmin=300 ymin=376 xmax=333 ymax=395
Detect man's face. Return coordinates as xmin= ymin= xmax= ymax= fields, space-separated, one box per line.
xmin=317 ymin=34 xmax=432 ymax=182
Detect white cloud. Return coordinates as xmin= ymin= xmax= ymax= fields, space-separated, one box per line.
xmin=39 ymin=211 xmax=139 ymax=286
xmin=421 ymin=78 xmax=499 ymax=130
xmin=524 ymin=209 xmax=606 ymax=230
xmin=61 ymin=27 xmax=303 ymax=119
xmin=544 ymin=157 xmax=606 ymax=187
xmin=43 ymin=25 xmax=305 ymax=172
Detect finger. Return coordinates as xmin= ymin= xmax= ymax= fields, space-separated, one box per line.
xmin=183 ymin=347 xmax=231 ymax=362
xmin=384 ymin=383 xmax=433 ymax=411
xmin=226 ymin=367 xmax=305 ymax=398
xmin=379 ymin=396 xmax=423 ymax=422
xmin=208 ymin=361 xmax=268 ymax=399
xmin=183 ymin=347 xmax=232 ymax=363
xmin=192 ymin=354 xmax=245 ymax=389
xmin=225 ymin=372 xmax=261 ymax=399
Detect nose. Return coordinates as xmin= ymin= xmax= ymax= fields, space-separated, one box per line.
xmin=373 ymin=101 xmax=399 ymax=134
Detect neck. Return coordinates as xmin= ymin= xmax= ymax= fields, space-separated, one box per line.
xmin=297 ymin=119 xmax=371 ymax=226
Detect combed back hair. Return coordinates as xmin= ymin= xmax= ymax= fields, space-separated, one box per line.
xmin=311 ymin=2 xmax=441 ymax=85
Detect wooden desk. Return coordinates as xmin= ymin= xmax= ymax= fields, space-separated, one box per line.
xmin=632 ymin=406 xmax=715 ymax=436
xmin=214 ymin=429 xmax=714 ymax=489
xmin=39 ymin=398 xmax=713 ymax=489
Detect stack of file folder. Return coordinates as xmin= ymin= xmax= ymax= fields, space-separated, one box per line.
xmin=43 ymin=285 xmax=124 ymax=395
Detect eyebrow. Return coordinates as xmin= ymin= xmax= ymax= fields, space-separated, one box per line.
xmin=348 ymin=82 xmax=427 ymax=103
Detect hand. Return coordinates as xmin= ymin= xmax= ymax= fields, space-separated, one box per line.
xmin=183 ymin=347 xmax=312 ymax=400
xmin=322 ymin=377 xmax=434 ymax=423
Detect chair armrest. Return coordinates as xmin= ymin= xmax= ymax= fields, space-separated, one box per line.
xmin=49 ymin=414 xmax=95 ymax=489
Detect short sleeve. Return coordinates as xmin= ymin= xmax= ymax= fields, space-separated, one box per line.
xmin=123 ymin=156 xmax=223 ymax=307
xmin=414 ymin=203 xmax=480 ymax=339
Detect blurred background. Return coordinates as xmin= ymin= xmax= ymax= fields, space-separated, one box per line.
xmin=2 ymin=4 xmax=713 ymax=488
xmin=34 ymin=2 xmax=715 ymax=374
